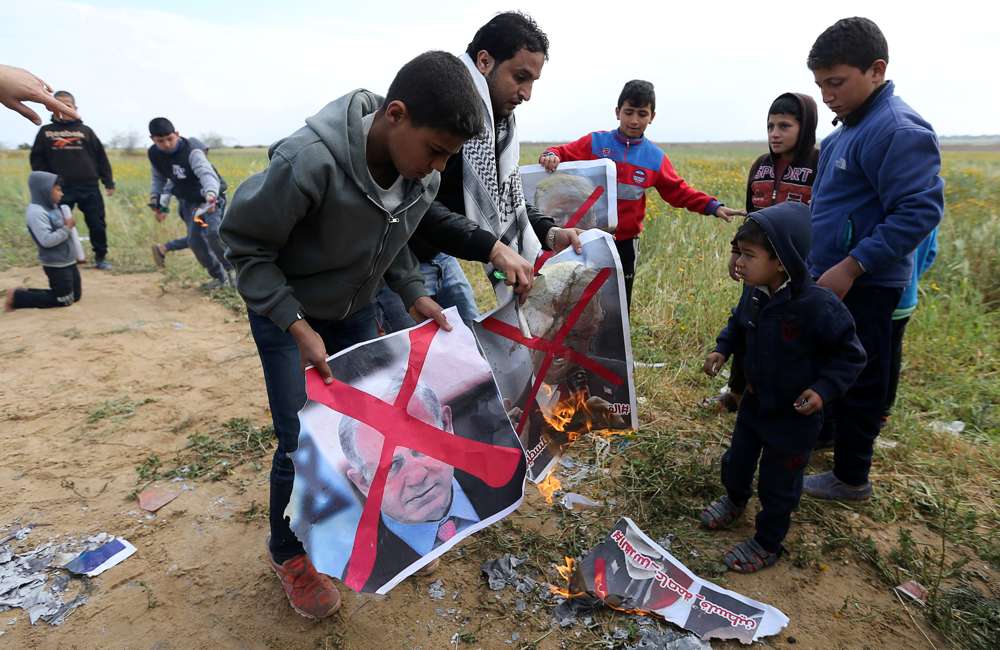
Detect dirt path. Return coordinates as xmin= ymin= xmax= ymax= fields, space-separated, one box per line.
xmin=0 ymin=266 xmax=949 ymax=649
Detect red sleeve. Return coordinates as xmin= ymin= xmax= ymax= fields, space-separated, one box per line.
xmin=544 ymin=133 xmax=595 ymax=162
xmin=653 ymin=153 xmax=715 ymax=213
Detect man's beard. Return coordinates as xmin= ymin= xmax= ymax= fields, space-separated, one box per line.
xmin=485 ymin=68 xmax=509 ymax=121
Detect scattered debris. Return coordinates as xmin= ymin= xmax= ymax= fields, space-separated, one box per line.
xmin=627 ymin=619 xmax=711 ymax=649
xmin=875 ymin=438 xmax=898 ymax=449
xmin=635 ymin=362 xmax=667 ymax=369
xmin=137 ymin=486 xmax=180 ymax=513
xmin=0 ymin=526 xmax=134 ymax=625
xmin=64 ymin=538 xmax=136 ymax=577
xmin=895 ymin=580 xmax=928 ymax=606
xmin=930 ymin=420 xmax=966 ymax=436
xmin=560 ymin=493 xmax=602 ymax=510
xmin=553 ymin=593 xmax=603 ymax=628
xmin=480 ymin=555 xmax=539 ymax=594
xmin=558 ymin=457 xmax=598 ymax=488
xmin=428 ymin=580 xmax=446 ymax=601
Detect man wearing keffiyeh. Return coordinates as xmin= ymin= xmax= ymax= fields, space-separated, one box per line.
xmin=376 ymin=12 xmax=583 ymax=329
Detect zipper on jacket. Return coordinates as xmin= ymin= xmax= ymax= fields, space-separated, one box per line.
xmin=342 ymin=193 xmax=423 ymax=319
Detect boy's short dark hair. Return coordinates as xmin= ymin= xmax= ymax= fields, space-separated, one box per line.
xmin=53 ymin=90 xmax=74 ymax=103
xmin=768 ymin=94 xmax=801 ymax=120
xmin=149 ymin=117 xmax=176 ymax=137
xmin=53 ymin=175 xmax=64 ymax=188
xmin=733 ymin=218 xmax=776 ymax=258
xmin=807 ymin=17 xmax=888 ymax=72
xmin=465 ymin=11 xmax=549 ymax=65
xmin=618 ymin=80 xmax=655 ymax=111
xmin=384 ymin=51 xmax=483 ymax=140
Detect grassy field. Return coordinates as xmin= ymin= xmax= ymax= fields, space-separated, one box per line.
xmin=1 ymin=144 xmax=997 ymax=648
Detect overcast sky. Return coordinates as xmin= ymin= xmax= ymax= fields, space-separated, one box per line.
xmin=1 ymin=1 xmax=995 ymax=148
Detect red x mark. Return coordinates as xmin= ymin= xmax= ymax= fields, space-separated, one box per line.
xmin=480 ymin=267 xmax=623 ymax=435
xmin=534 ymin=185 xmax=605 ymax=273
xmin=305 ymin=321 xmax=524 ymax=592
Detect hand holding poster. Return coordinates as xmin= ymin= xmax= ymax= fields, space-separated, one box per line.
xmin=473 ymin=230 xmax=637 ymax=482
xmin=287 ymin=308 xmax=527 ymax=594
xmin=564 ymin=518 xmax=789 ymax=644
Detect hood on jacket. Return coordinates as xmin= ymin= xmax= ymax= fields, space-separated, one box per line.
xmin=28 ymin=171 xmax=59 ymax=209
xmin=769 ymin=92 xmax=818 ymax=165
xmin=748 ymin=201 xmax=812 ymax=287
xmin=303 ymin=90 xmax=434 ymax=201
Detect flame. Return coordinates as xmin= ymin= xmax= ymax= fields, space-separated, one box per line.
xmin=549 ymin=557 xmax=587 ymax=598
xmin=556 ymin=556 xmax=575 ymax=582
xmin=535 ymin=473 xmax=562 ymax=504
xmin=540 ymin=385 xmax=594 ymax=438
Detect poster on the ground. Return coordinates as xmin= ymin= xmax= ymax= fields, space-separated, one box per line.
xmin=568 ymin=518 xmax=789 ymax=643
xmin=287 ymin=308 xmax=527 ymax=594
xmin=472 ymin=230 xmax=637 ymax=482
xmin=520 ymin=159 xmax=618 ymax=233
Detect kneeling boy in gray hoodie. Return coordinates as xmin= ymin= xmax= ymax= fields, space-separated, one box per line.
xmin=5 ymin=171 xmax=82 ymax=311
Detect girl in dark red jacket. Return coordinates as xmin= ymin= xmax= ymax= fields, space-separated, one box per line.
xmin=708 ymin=93 xmax=820 ymax=413
xmin=745 ymin=93 xmax=819 ymax=214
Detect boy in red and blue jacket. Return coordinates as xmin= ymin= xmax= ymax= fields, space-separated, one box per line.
xmin=539 ymin=80 xmax=744 ymax=308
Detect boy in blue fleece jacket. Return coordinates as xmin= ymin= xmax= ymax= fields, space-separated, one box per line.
xmin=700 ymin=203 xmax=866 ymax=572
xmin=803 ymin=17 xmax=944 ymax=501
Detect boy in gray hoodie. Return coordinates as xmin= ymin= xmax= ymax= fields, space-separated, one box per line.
xmin=5 ymin=171 xmax=82 ymax=311
xmin=221 ymin=51 xmax=485 ymax=619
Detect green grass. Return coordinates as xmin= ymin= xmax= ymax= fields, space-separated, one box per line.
xmin=4 ymin=144 xmax=998 ymax=648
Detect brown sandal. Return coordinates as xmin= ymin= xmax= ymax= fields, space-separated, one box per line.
xmin=699 ymin=495 xmax=745 ymax=530
xmin=723 ymin=539 xmax=781 ymax=573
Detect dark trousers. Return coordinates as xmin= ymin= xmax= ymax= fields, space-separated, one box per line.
xmin=11 ymin=264 xmax=82 ymax=309
xmin=61 ymin=182 xmax=107 ymax=261
xmin=827 ymin=285 xmax=902 ymax=485
xmin=721 ymin=393 xmax=818 ymax=552
xmin=885 ymin=316 xmax=910 ymax=417
xmin=248 ymin=305 xmax=378 ymax=564
xmin=615 ymin=238 xmax=638 ymax=311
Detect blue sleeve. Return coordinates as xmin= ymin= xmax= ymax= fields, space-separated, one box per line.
xmin=917 ymin=228 xmax=938 ymax=276
xmin=851 ymin=128 xmax=944 ymax=275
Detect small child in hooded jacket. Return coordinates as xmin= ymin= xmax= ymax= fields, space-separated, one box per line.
xmin=700 ymin=202 xmax=866 ymax=572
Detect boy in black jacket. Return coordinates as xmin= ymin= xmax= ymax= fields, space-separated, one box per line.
xmin=30 ymin=91 xmax=115 ymax=269
xmin=700 ymin=203 xmax=866 ymax=572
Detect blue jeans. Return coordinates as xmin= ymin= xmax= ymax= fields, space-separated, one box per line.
xmin=248 ymin=304 xmax=378 ymax=563
xmin=178 ymin=198 xmax=232 ymax=281
xmin=375 ymin=253 xmax=479 ymax=334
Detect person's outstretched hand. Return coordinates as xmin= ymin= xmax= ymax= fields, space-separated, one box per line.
xmin=0 ymin=64 xmax=80 ymax=125
xmin=714 ymin=206 xmax=746 ymax=223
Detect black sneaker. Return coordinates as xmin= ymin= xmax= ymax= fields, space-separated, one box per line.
xmin=94 ymin=259 xmax=112 ymax=270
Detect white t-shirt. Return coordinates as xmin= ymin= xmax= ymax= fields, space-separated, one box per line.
xmin=362 ymin=112 xmax=406 ymax=214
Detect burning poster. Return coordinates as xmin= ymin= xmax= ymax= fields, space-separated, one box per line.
xmin=473 ymin=230 xmax=637 ymax=482
xmin=521 ymin=159 xmax=618 ymax=232
xmin=562 ymin=518 xmax=789 ymax=644
xmin=287 ymin=308 xmax=527 ymax=594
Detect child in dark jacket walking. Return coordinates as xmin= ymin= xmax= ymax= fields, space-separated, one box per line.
xmin=700 ymin=202 xmax=866 ymax=572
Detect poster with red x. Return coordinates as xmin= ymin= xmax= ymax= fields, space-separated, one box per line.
xmin=473 ymin=230 xmax=638 ymax=482
xmin=520 ymin=159 xmax=618 ymax=233
xmin=286 ymin=307 xmax=527 ymax=594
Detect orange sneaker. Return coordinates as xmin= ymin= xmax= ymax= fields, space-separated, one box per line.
xmin=268 ymin=552 xmax=341 ymax=619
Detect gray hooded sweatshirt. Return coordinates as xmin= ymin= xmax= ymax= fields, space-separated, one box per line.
xmin=26 ymin=171 xmax=75 ymax=268
xmin=221 ymin=90 xmax=438 ymax=331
